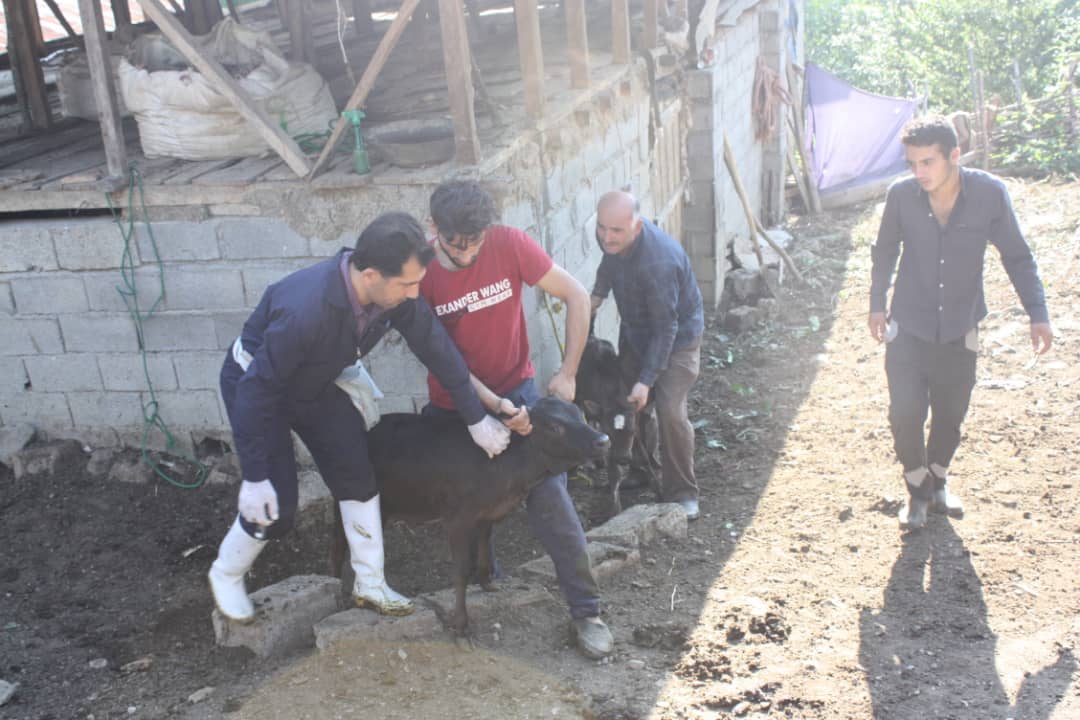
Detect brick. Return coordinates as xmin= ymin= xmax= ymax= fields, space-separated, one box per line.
xmin=0 ymin=358 xmax=28 ymax=393
xmin=68 ymin=391 xmax=145 ymax=426
xmin=212 ymin=311 xmax=248 ymax=350
xmin=135 ymin=221 xmax=219 ymax=262
xmin=172 ymin=351 xmax=224 ymax=390
xmin=99 ymin=353 xmax=178 ymax=392
xmin=0 ymin=392 xmax=72 ymax=427
xmin=241 ymin=265 xmax=295 ymax=307
xmin=140 ymin=314 xmax=218 ymax=351
xmin=0 ymin=283 xmax=14 ymax=315
xmin=53 ymin=219 xmax=127 ymax=270
xmin=25 ymin=355 xmax=102 ymax=392
xmin=10 ymin=275 xmax=88 ymax=314
xmin=0 ymin=223 xmax=58 ymax=272
xmin=59 ymin=315 xmax=139 ymax=353
xmin=163 ymin=268 xmax=245 ymax=311
xmin=0 ymin=317 xmax=64 ymax=355
xmin=144 ymin=390 xmax=222 ymax=427
xmin=217 ymin=218 xmax=309 ymax=260
xmin=83 ymin=269 xmax=164 ymax=312
xmin=212 ymin=575 xmax=342 ymax=658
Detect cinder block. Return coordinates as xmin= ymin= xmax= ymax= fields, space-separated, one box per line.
xmin=140 ymin=314 xmax=218 ymax=351
xmin=173 ymin=351 xmax=225 ymax=390
xmin=163 ymin=268 xmax=244 ymax=311
xmin=241 ymin=266 xmax=295 ymax=307
xmin=545 ymin=205 xmax=574 ymax=248
xmin=728 ymin=268 xmax=764 ymax=302
xmin=0 ymin=317 xmax=64 ymax=356
xmin=59 ymin=315 xmax=139 ymax=353
xmin=82 ymin=269 xmax=163 ymax=312
xmin=364 ymin=342 xmax=427 ymax=397
xmin=136 ymin=221 xmax=220 ymax=262
xmin=11 ymin=440 xmax=84 ymax=480
xmin=213 ymin=311 xmax=249 ymax=349
xmin=0 ymin=223 xmax=58 ymax=272
xmin=310 ymin=232 xmax=353 ymax=258
xmin=68 ymin=391 xmax=145 ymax=426
xmin=217 ymin=218 xmax=309 ymax=260
xmin=687 ymin=69 xmax=714 ymax=100
xmin=683 ymin=199 xmax=716 ymax=234
xmin=0 ymin=392 xmax=72 ymax=427
xmin=213 ymin=575 xmax=343 ymax=658
xmin=519 ymin=541 xmax=640 ymax=583
xmin=0 ymin=283 xmax=12 ymax=315
xmin=314 ymin=606 xmax=445 ymax=651
xmin=54 ymin=219 xmax=127 ymax=270
xmin=0 ymin=358 xmax=28 ymax=394
xmin=586 ymin=503 xmax=687 ymax=548
xmin=723 ymin=304 xmax=765 ymax=334
xmin=24 ymin=355 xmax=102 ymax=392
xmin=11 ymin=276 xmax=88 ymax=315
xmin=99 ymin=353 xmax=177 ymax=392
xmin=143 ymin=390 xmax=222 ymax=427
xmin=499 ymin=201 xmax=537 ymax=232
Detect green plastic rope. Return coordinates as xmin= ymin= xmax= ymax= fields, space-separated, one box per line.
xmin=105 ymin=166 xmax=208 ymax=490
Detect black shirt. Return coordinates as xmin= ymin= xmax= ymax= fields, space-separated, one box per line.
xmin=870 ymin=167 xmax=1049 ymax=344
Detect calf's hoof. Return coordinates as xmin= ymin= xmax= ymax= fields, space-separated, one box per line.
xmin=898 ymin=498 xmax=929 ymax=530
xmin=572 ymin=616 xmax=614 ymax=660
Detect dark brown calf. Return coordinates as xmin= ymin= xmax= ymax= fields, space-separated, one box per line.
xmin=330 ymin=396 xmax=609 ymax=637
xmin=575 ymin=335 xmax=662 ymax=515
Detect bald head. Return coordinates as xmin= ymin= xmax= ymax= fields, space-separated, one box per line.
xmin=596 ymin=191 xmax=643 ymax=256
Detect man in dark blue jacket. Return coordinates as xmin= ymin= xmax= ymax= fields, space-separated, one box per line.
xmin=208 ymin=212 xmax=510 ymax=623
xmin=591 ymin=191 xmax=705 ymax=520
xmin=869 ymin=116 xmax=1053 ymax=530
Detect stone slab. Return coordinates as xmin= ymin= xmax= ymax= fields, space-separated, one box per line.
xmin=11 ymin=440 xmax=83 ymax=480
xmin=213 ymin=575 xmax=342 ymax=658
xmin=519 ymin=542 xmax=640 ymax=583
xmin=586 ymin=503 xmax=688 ymax=549
xmin=0 ymin=423 xmax=36 ymax=469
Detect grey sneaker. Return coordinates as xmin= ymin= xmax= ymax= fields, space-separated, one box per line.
xmin=898 ymin=497 xmax=929 ymax=530
xmin=572 ymin=616 xmax=614 ymax=659
xmin=678 ymin=498 xmax=700 ymax=520
xmin=930 ymin=487 xmax=964 ymax=518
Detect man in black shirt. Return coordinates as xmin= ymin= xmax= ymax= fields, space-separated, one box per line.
xmin=869 ymin=116 xmax=1053 ymax=530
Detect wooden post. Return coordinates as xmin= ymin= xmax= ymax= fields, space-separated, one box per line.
xmin=79 ymin=0 xmax=128 ymax=182
xmin=785 ymin=63 xmax=821 ymax=214
xmin=286 ymin=0 xmax=314 ymax=63
xmin=309 ymin=0 xmax=425 ymax=178
xmin=976 ymin=69 xmax=990 ymax=170
xmin=438 ymin=0 xmax=481 ymax=163
xmin=43 ymin=0 xmax=78 ymax=39
xmin=513 ymin=0 xmax=545 ymax=119
xmin=564 ymin=0 xmax=589 ymax=89
xmin=113 ymin=0 xmax=133 ymax=28
xmin=3 ymin=0 xmax=52 ymax=130
xmin=611 ymin=0 xmax=630 ymax=64
xmin=675 ymin=0 xmax=689 ymax=17
xmin=642 ymin=0 xmax=658 ymax=49
xmin=25 ymin=0 xmax=45 ymax=56
xmin=135 ymin=0 xmax=312 ymax=176
xmin=353 ymin=0 xmax=375 ymax=36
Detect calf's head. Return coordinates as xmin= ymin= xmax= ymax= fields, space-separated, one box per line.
xmin=529 ymin=396 xmax=610 ymax=470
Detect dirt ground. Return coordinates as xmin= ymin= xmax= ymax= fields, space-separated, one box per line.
xmin=2 ymin=177 xmax=1078 ymax=720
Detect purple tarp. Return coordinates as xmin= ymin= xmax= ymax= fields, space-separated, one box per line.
xmin=805 ymin=62 xmax=918 ymax=192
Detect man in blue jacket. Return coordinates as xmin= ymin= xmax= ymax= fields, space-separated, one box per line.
xmin=591 ymin=191 xmax=705 ymax=520
xmin=208 ymin=212 xmax=510 ymax=623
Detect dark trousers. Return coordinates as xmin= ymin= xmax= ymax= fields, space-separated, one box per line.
xmin=221 ymin=353 xmax=376 ymax=540
xmin=885 ymin=328 xmax=977 ymax=475
xmin=423 ymin=378 xmax=601 ymax=619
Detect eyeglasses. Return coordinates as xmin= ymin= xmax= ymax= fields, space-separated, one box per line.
xmin=439 ymin=231 xmax=485 ymax=251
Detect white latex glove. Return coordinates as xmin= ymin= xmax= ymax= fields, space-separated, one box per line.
xmin=238 ymin=479 xmax=279 ymax=531
xmin=468 ymin=415 xmax=512 ymax=458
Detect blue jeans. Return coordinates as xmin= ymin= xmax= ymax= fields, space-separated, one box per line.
xmin=422 ymin=378 xmax=601 ymax=619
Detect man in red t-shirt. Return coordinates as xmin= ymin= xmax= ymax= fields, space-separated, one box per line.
xmin=419 ymin=180 xmax=613 ymax=659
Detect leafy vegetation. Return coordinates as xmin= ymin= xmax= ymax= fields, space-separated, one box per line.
xmin=807 ymin=0 xmax=1080 ymax=175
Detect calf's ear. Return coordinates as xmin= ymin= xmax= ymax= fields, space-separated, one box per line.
xmin=582 ymin=399 xmax=601 ymax=416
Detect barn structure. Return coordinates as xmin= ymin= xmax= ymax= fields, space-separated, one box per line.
xmin=0 ymin=0 xmax=803 ymax=454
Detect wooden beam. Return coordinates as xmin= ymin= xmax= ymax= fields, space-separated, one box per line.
xmin=43 ymin=0 xmax=79 ymax=37
xmin=611 ymin=0 xmax=630 ymax=64
xmin=308 ymin=0 xmax=425 ymax=179
xmin=113 ymin=0 xmax=133 ymax=27
xmin=3 ymin=0 xmax=52 ymax=130
xmin=564 ymin=0 xmax=589 ymax=89
xmin=513 ymin=0 xmax=545 ymax=119
xmin=285 ymin=0 xmax=314 ymax=63
xmin=438 ymin=0 xmax=480 ymax=164
xmin=134 ymin=0 xmax=312 ymax=176
xmin=26 ymin=0 xmax=46 ymax=56
xmin=79 ymin=0 xmax=128 ymax=182
xmin=642 ymin=0 xmax=658 ymax=48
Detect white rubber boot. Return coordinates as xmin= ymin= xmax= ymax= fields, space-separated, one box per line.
xmin=208 ymin=517 xmax=267 ymax=623
xmin=340 ymin=497 xmax=414 ymax=616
